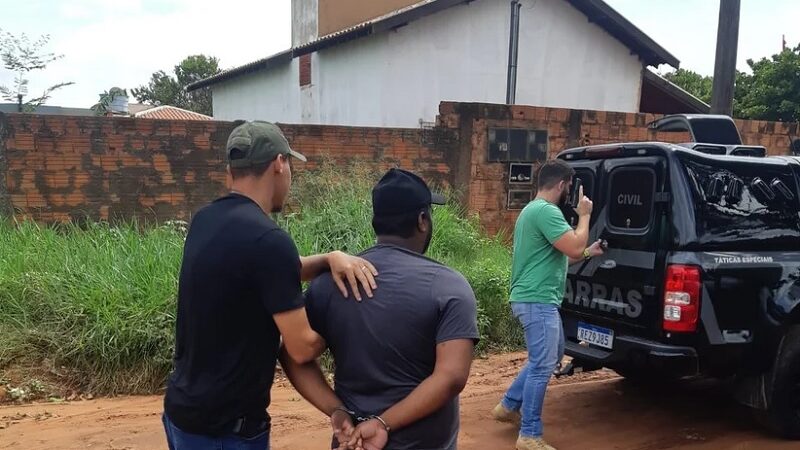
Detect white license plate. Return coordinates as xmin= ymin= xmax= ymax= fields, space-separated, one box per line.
xmin=577 ymin=322 xmax=614 ymax=349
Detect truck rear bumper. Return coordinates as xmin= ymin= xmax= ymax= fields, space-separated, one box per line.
xmin=563 ymin=318 xmax=700 ymax=377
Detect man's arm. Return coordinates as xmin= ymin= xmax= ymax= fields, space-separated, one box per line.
xmin=568 ymin=239 xmax=605 ymax=265
xmin=278 ymin=347 xmax=342 ymax=415
xmin=255 ymin=231 xmax=325 ymax=364
xmin=274 ymin=308 xmax=325 ymax=364
xmin=300 ymin=252 xmax=378 ymax=301
xmin=554 ymin=213 xmax=590 ymax=260
xmin=553 ymin=188 xmax=594 ymax=259
xmin=346 ymin=339 xmax=474 ymax=447
xmin=279 ymin=348 xmax=357 ymax=446
xmin=381 ymin=339 xmax=473 ymax=430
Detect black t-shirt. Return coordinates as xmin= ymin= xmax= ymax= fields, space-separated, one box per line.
xmin=306 ymin=244 xmax=479 ymax=450
xmin=164 ymin=193 xmax=305 ymax=435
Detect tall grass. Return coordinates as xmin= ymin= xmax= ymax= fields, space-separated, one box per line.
xmin=0 ymin=163 xmax=520 ymax=395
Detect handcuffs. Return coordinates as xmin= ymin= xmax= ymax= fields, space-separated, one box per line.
xmin=333 ymin=406 xmax=391 ymax=433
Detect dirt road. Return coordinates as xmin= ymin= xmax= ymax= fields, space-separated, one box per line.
xmin=0 ymin=353 xmax=794 ymax=449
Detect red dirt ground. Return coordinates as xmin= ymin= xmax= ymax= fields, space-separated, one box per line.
xmin=0 ymin=352 xmax=795 ymax=449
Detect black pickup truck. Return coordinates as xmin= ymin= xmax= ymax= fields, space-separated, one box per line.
xmin=557 ymin=114 xmax=800 ymax=438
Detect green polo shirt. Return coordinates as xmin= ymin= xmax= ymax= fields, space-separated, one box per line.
xmin=510 ymin=198 xmax=572 ymax=305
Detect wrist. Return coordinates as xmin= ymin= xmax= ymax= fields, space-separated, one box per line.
xmin=582 ymin=248 xmax=592 ymax=260
xmin=370 ymin=415 xmax=391 ymax=433
xmin=330 ymin=405 xmax=353 ymax=417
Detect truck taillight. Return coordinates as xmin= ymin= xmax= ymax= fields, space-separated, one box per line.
xmin=663 ymin=265 xmax=701 ymax=333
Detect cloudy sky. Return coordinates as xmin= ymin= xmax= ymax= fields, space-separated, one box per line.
xmin=1 ymin=0 xmax=797 ymax=108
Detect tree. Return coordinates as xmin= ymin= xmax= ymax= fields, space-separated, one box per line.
xmin=0 ymin=29 xmax=74 ymax=112
xmin=662 ymin=69 xmax=713 ymax=104
xmin=735 ymin=45 xmax=800 ymax=122
xmin=91 ymin=87 xmax=128 ymax=116
xmin=132 ymin=55 xmax=220 ymax=116
xmin=662 ymin=42 xmax=800 ymax=122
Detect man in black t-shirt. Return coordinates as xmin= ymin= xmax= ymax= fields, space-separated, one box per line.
xmin=281 ymin=169 xmax=479 ymax=450
xmin=162 ymin=121 xmax=378 ymax=450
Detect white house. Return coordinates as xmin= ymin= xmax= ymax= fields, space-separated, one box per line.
xmin=189 ymin=0 xmax=707 ymax=128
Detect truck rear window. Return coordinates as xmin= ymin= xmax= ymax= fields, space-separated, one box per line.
xmin=608 ymin=167 xmax=655 ymax=231
xmin=682 ymin=158 xmax=800 ymax=245
xmin=689 ymin=119 xmax=741 ymax=146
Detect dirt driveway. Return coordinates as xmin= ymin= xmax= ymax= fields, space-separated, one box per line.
xmin=0 ymin=353 xmax=794 ymax=449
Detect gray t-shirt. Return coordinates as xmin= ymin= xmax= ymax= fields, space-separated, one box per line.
xmin=305 ymin=244 xmax=479 ymax=450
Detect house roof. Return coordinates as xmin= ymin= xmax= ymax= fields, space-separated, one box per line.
xmin=128 ymin=103 xmax=154 ymax=115
xmin=134 ymin=105 xmax=213 ymax=121
xmin=640 ymin=69 xmax=710 ymax=115
xmin=0 ymin=103 xmax=94 ymax=116
xmin=188 ymin=0 xmax=679 ymax=92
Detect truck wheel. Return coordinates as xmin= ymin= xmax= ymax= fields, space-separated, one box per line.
xmin=760 ymin=327 xmax=800 ymax=439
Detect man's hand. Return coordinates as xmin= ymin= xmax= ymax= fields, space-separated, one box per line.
xmin=328 ymin=251 xmax=378 ymax=301
xmin=586 ymin=239 xmax=605 ymax=258
xmin=345 ymin=419 xmax=389 ymax=450
xmin=331 ymin=409 xmax=356 ymax=449
xmin=575 ymin=185 xmax=593 ymax=218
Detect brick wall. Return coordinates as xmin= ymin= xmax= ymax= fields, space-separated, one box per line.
xmin=437 ymin=102 xmax=799 ymax=235
xmin=0 ymin=104 xmax=795 ymax=235
xmin=0 ymin=113 xmax=452 ymax=223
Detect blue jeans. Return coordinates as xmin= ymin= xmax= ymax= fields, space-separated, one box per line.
xmin=162 ymin=414 xmax=270 ymax=450
xmin=501 ymin=302 xmax=565 ymax=438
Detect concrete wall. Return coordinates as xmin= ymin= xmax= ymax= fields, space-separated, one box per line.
xmin=515 ymin=0 xmax=643 ymax=112
xmin=212 ymin=0 xmax=645 ymax=128
xmin=212 ymin=59 xmax=302 ymax=123
xmin=292 ymin=0 xmax=318 ymax=47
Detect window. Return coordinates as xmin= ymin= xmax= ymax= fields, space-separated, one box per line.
xmin=608 ymin=167 xmax=655 ymax=231
xmin=488 ymin=128 xmax=548 ymax=162
xmin=682 ymin=158 xmax=800 ymax=247
xmin=690 ymin=118 xmax=741 ymax=145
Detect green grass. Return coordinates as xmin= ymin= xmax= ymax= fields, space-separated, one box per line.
xmin=0 ymin=162 xmax=521 ymax=395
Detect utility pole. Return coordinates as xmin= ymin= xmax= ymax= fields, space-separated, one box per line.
xmin=710 ymin=0 xmax=741 ymax=116
xmin=506 ymin=0 xmax=521 ymax=105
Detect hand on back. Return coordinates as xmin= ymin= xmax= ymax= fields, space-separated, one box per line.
xmin=327 ymin=251 xmax=379 ymax=301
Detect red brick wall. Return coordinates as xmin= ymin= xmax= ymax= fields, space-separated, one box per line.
xmin=1 ymin=105 xmax=795 ymax=234
xmin=437 ymin=102 xmax=799 ymax=235
xmin=0 ymin=113 xmax=451 ymax=223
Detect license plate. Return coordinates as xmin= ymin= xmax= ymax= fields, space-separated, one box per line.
xmin=577 ymin=322 xmax=614 ymax=349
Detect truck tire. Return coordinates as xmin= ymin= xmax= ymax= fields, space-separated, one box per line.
xmin=760 ymin=327 xmax=800 ymax=439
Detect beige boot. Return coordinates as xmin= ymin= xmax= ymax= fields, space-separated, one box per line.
xmin=491 ymin=403 xmax=521 ymax=425
xmin=516 ymin=436 xmax=556 ymax=450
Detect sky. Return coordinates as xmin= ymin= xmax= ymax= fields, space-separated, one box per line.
xmin=0 ymin=0 xmax=797 ymax=108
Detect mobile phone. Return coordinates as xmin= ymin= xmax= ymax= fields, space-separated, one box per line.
xmin=569 ymin=177 xmax=583 ymax=209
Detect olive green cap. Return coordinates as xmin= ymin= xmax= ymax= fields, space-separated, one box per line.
xmin=226 ymin=121 xmax=307 ymax=168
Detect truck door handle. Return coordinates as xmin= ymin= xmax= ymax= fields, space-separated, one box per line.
xmin=599 ymin=260 xmax=616 ymax=269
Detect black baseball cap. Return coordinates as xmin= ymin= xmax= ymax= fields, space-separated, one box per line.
xmin=372 ymin=169 xmax=446 ymax=217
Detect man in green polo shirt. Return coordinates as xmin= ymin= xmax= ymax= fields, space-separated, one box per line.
xmin=492 ymin=160 xmax=604 ymax=450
